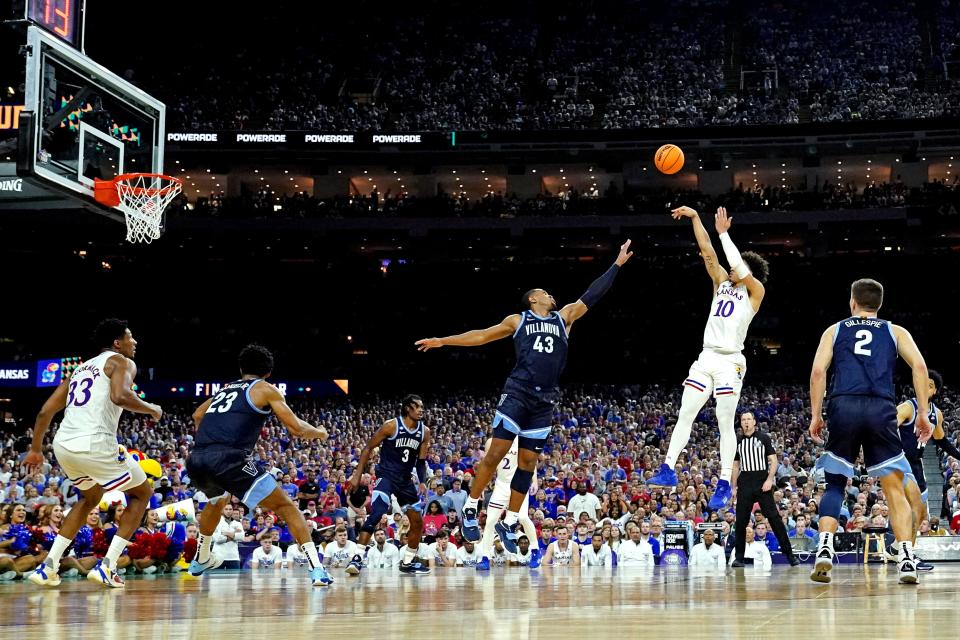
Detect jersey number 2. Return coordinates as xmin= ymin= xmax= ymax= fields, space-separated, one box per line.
xmin=206 ymin=391 xmax=239 ymax=414
xmin=854 ymin=330 xmax=873 ymax=356
xmin=533 ymin=336 xmax=554 ymax=353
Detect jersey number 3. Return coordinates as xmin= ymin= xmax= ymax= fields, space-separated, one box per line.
xmin=533 ymin=336 xmax=554 ymax=353
xmin=206 ymin=391 xmax=239 ymax=414
xmin=854 ymin=330 xmax=873 ymax=356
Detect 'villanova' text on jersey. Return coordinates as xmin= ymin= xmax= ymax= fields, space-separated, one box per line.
xmin=195 ymin=379 xmax=271 ymax=453
xmin=377 ymin=417 xmax=424 ymax=478
xmin=829 ymin=317 xmax=898 ymax=402
xmin=508 ymin=310 xmax=569 ymax=392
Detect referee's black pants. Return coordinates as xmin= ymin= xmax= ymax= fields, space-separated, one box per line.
xmin=734 ymin=473 xmax=794 ymax=561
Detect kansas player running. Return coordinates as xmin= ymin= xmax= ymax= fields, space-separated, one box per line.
xmin=886 ymin=370 xmax=960 ymax=569
xmin=648 ymin=207 xmax=768 ymax=511
xmin=475 ymin=436 xmax=541 ymax=570
xmin=809 ymin=279 xmax=932 ymax=585
xmin=416 ymin=240 xmax=633 ymax=553
xmin=346 ymin=394 xmax=431 ymax=575
xmin=185 ymin=345 xmax=334 ymax=586
xmin=26 ymin=319 xmax=163 ymax=588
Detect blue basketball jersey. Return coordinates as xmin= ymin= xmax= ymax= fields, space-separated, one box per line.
xmin=377 ymin=417 xmax=424 ymax=478
xmin=194 ymin=379 xmax=271 ymax=453
xmin=508 ymin=310 xmax=569 ymax=392
xmin=899 ymin=399 xmax=940 ymax=457
xmin=829 ymin=317 xmax=898 ymax=402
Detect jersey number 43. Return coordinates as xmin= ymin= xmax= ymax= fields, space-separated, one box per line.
xmin=532 ymin=336 xmax=554 ymax=353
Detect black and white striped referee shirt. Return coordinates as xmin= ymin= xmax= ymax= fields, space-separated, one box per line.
xmin=734 ymin=431 xmax=775 ymax=474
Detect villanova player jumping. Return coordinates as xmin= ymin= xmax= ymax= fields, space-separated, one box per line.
xmin=416 ymin=240 xmax=633 ymax=553
xmin=808 ymin=278 xmax=932 ymax=585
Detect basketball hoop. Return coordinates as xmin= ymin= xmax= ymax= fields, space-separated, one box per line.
xmin=94 ymin=173 xmax=182 ymax=244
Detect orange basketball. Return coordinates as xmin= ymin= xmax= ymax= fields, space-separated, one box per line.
xmin=654 ymin=144 xmax=684 ymax=175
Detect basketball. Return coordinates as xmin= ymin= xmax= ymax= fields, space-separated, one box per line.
xmin=655 ymin=144 xmax=684 ymax=174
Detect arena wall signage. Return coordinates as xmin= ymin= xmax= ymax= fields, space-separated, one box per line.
xmin=165 ymin=131 xmax=436 ymax=148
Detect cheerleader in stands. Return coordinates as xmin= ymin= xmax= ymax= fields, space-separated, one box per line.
xmin=126 ymin=509 xmax=164 ymax=574
xmin=100 ymin=503 xmax=132 ymax=573
xmin=33 ymin=504 xmax=81 ymax=578
xmin=0 ymin=504 xmax=44 ymax=580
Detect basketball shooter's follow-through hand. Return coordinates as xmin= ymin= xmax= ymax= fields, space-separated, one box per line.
xmin=670 ymin=206 xmax=698 ymax=220
xmin=615 ymin=239 xmax=634 ymax=266
xmin=715 ymin=206 xmax=733 ymax=234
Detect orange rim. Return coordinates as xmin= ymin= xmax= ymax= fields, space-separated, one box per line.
xmin=114 ymin=173 xmax=183 ymax=196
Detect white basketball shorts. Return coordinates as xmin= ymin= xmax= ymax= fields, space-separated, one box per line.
xmin=488 ymin=480 xmax=530 ymax=515
xmin=683 ymin=349 xmax=747 ymax=398
xmin=54 ymin=434 xmax=147 ymax=492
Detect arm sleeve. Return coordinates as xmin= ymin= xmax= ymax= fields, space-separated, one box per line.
xmin=934 ymin=436 xmax=960 ymax=461
xmin=579 ymin=264 xmax=620 ymax=308
xmin=415 ymin=459 xmax=429 ymax=485
xmin=718 ymin=232 xmax=750 ymax=279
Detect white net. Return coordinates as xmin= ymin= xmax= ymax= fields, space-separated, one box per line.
xmin=115 ymin=174 xmax=182 ymax=244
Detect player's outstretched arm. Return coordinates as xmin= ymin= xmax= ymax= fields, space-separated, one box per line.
xmin=349 ymin=420 xmax=396 ymax=492
xmin=672 ymin=206 xmax=726 ymax=287
xmin=892 ymin=325 xmax=932 ymax=442
xmin=259 ymin=383 xmax=329 ymax=441
xmin=714 ymin=207 xmax=765 ymax=311
xmin=108 ymin=356 xmax=163 ymax=420
xmin=560 ymin=239 xmax=633 ymax=328
xmin=24 ymin=379 xmax=70 ymax=470
xmin=415 ymin=315 xmax=521 ymax=351
xmin=808 ymin=326 xmax=835 ymax=444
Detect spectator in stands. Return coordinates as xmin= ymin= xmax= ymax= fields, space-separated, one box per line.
xmin=251 ymin=537 xmax=282 ymax=570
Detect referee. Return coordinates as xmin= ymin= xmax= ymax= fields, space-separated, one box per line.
xmin=731 ymin=412 xmax=799 ymax=567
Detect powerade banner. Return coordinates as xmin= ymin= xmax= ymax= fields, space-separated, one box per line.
xmin=165 ymin=131 xmax=443 ymax=148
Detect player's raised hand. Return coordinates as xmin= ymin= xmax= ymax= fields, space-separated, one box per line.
xmin=670 ymin=206 xmax=698 ymax=220
xmin=148 ymin=403 xmax=163 ymax=421
xmin=915 ymin=412 xmax=934 ymax=444
xmin=809 ymin=414 xmax=826 ymax=444
xmin=615 ymin=239 xmax=634 ymax=266
xmin=714 ymin=207 xmax=732 ymax=234
xmin=415 ymin=338 xmax=444 ymax=351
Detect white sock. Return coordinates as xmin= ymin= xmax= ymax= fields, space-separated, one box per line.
xmin=104 ymin=535 xmax=130 ymax=570
xmin=46 ymin=534 xmax=72 ymax=570
xmin=520 ymin=517 xmax=539 ymax=548
xmin=402 ymin=545 xmax=417 ymax=564
xmin=196 ymin=533 xmax=213 ymax=563
xmin=665 ymin=385 xmax=711 ymax=468
xmin=716 ymin=395 xmax=739 ymax=481
xmin=300 ymin=541 xmax=321 ymax=569
xmin=504 ymin=511 xmax=519 ymax=527
xmin=465 ymin=496 xmax=479 ymax=512
xmin=481 ymin=506 xmax=504 ymax=556
xmin=898 ymin=540 xmax=914 ymax=561
xmin=818 ymin=531 xmax=834 ymax=551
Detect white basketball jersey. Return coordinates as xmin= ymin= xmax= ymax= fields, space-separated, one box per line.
xmin=549 ymin=540 xmax=575 ymax=565
xmin=55 ymin=351 xmax=124 ymax=449
xmin=496 ymin=437 xmax=520 ymax=484
xmin=702 ymin=281 xmax=755 ymax=354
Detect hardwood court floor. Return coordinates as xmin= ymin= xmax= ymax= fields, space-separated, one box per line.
xmin=2 ymin=564 xmax=960 ymax=639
